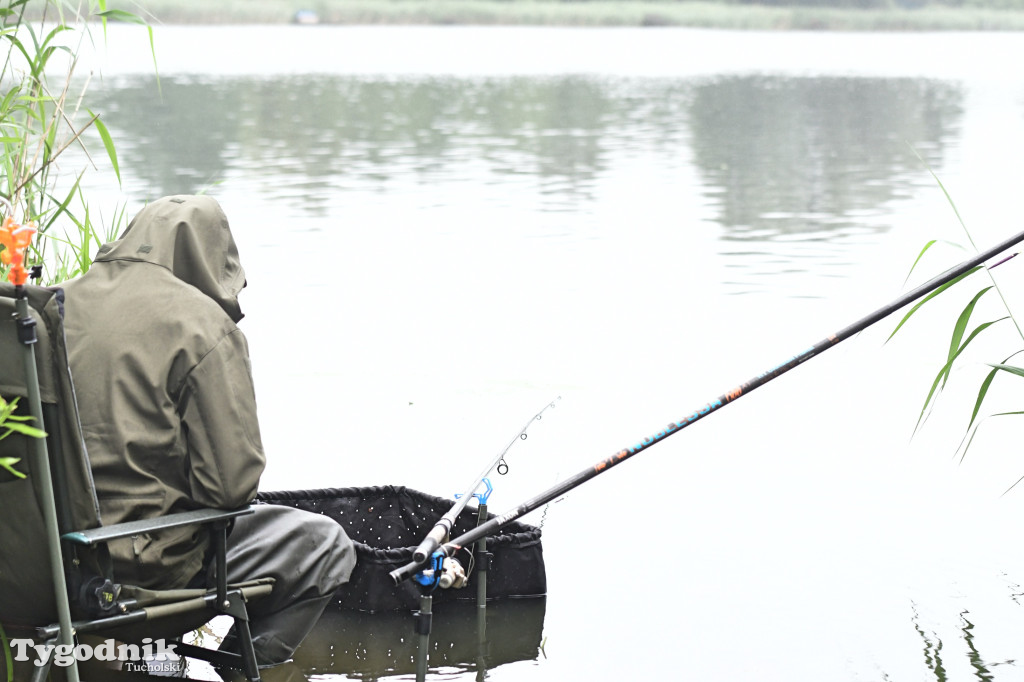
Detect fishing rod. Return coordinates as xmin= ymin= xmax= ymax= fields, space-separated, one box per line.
xmin=406 ymin=400 xmax=558 ymax=682
xmin=391 ymin=227 xmax=1024 ymax=585
xmin=409 ymin=396 xmax=561 ymax=566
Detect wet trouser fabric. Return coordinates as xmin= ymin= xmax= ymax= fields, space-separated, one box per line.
xmin=217 ymin=504 xmax=356 ymax=665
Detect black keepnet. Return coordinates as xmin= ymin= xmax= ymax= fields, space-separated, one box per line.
xmin=257 ymin=485 xmax=546 ymax=612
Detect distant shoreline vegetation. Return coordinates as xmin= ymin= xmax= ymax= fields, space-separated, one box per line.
xmin=92 ymin=0 xmax=1024 ymax=30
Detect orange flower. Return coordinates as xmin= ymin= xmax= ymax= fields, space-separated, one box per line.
xmin=0 ymin=215 xmax=37 ymax=285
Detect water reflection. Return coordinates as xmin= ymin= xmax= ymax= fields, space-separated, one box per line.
xmin=96 ymin=74 xmax=961 ymax=228
xmin=907 ymin=599 xmax=1022 ymax=682
xmin=292 ymin=598 xmax=546 ymax=679
xmin=97 ymin=75 xmax=641 ymax=213
xmin=92 ymin=72 xmax=963 ymax=295
xmin=689 ymin=76 xmax=963 ymax=240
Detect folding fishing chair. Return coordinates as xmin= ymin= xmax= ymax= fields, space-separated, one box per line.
xmin=0 ymin=282 xmax=274 ymax=681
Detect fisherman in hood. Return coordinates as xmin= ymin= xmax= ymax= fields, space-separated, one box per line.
xmin=63 ymin=195 xmax=356 ymax=668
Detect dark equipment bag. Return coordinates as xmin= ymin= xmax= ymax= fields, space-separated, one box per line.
xmin=257 ymin=485 xmax=546 ymax=612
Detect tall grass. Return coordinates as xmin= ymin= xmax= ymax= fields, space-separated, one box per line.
xmin=1 ymin=0 xmax=152 ymax=286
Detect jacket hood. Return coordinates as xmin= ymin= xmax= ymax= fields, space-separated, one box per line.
xmin=94 ymin=195 xmax=246 ymax=322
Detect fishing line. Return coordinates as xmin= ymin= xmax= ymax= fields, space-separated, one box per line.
xmin=537 ymin=472 xmax=566 ymax=530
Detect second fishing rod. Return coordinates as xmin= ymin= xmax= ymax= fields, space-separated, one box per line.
xmin=390 ymin=227 xmax=1024 ymax=585
xmin=409 ymin=396 xmax=561 ymax=566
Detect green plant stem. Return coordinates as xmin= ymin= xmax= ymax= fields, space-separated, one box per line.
xmin=983 ymin=272 xmax=1024 ymax=345
xmin=923 ymin=156 xmax=1024 ymax=347
xmin=11 ymin=113 xmax=99 ymax=199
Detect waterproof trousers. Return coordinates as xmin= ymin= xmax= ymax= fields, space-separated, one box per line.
xmin=217 ymin=504 xmax=356 ymax=665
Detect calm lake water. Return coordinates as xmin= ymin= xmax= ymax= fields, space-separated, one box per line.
xmin=61 ymin=25 xmax=1024 ymax=681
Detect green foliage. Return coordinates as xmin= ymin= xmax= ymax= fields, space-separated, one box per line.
xmin=0 ymin=394 xmax=44 ymax=479
xmin=0 ymin=0 xmax=151 ymax=286
xmin=0 ymin=395 xmax=42 ymax=679
xmin=890 ymin=169 xmax=1024 ymax=485
xmin=887 ymin=266 xmax=983 ymax=343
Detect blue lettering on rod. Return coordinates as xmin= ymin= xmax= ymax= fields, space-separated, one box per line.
xmin=626 ymin=398 xmax=725 ymax=455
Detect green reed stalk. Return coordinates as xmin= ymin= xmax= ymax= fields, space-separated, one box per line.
xmin=890 ymin=162 xmax=1024 ymax=488
xmin=1 ymin=0 xmax=154 ymax=285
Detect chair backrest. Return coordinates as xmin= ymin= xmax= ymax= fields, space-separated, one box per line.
xmin=0 ymin=282 xmax=102 ymax=626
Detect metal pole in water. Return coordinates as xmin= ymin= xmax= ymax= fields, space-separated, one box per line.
xmin=475 ymin=502 xmax=489 ymax=680
xmin=415 ymin=593 xmax=432 ymax=682
xmin=476 ymin=502 xmax=489 ymax=613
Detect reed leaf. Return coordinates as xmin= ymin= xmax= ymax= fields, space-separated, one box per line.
xmin=914 ymin=370 xmax=944 ymax=435
xmin=95 ymin=9 xmax=159 ymax=89
xmin=955 ymin=352 xmax=1024 ymax=462
xmin=959 ymin=419 xmax=982 ymax=464
xmin=0 ymin=394 xmax=45 ymax=444
xmin=0 ymin=457 xmax=25 ymax=479
xmin=988 ymin=363 xmax=1024 ymax=379
xmin=914 ymin=317 xmax=1008 ymax=434
xmin=902 ymin=239 xmax=966 ymax=287
xmin=903 ymin=239 xmax=936 ymax=287
xmin=0 ymin=87 xmax=19 ymax=113
xmin=965 ymin=366 xmax=998 ymax=443
xmin=0 ymin=421 xmax=44 ymax=438
xmin=89 ymin=111 xmax=119 ymax=185
xmin=915 ymin=148 xmax=976 ymax=250
xmin=23 ymin=23 xmax=68 ymax=79
xmin=887 ymin=266 xmax=981 ymax=343
xmin=3 ymin=33 xmax=31 ymax=72
xmin=95 ymin=8 xmax=145 ymax=25
xmin=41 ymin=170 xmax=82 ymax=232
xmin=943 ymin=286 xmax=992 ymax=388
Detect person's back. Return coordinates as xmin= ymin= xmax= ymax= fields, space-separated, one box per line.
xmin=64 ymin=195 xmax=264 ymax=588
xmin=63 ymin=195 xmax=354 ymax=667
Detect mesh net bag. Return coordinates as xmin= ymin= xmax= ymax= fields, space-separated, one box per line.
xmin=256 ymin=485 xmax=546 ymax=612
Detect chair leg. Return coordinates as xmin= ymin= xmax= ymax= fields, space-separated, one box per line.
xmin=29 ymin=638 xmax=54 ymax=682
xmin=16 ymin=294 xmax=81 ymax=682
xmin=233 ymin=617 xmax=261 ymax=682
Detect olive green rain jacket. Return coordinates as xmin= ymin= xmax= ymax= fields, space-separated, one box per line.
xmin=63 ymin=195 xmax=266 ymax=589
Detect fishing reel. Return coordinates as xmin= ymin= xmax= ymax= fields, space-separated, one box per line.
xmin=438 ymin=556 xmax=467 ymax=589
xmin=413 ymin=551 xmax=468 ymax=590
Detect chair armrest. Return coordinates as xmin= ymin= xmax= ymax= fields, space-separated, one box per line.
xmin=62 ymin=507 xmax=254 ymax=546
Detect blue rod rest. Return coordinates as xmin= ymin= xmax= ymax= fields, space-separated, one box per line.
xmin=454 ymin=477 xmax=493 ymax=506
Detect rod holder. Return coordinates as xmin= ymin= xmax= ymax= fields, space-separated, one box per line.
xmin=414 ymin=593 xmax=433 ymax=682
